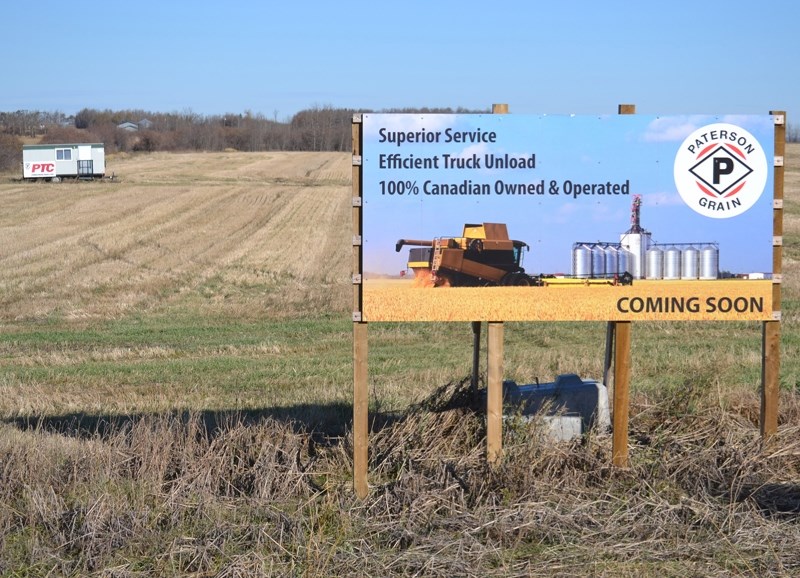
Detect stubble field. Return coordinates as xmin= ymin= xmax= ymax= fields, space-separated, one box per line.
xmin=0 ymin=146 xmax=798 ymax=576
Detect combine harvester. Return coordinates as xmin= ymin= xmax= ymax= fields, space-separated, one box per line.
xmin=395 ymin=223 xmax=632 ymax=287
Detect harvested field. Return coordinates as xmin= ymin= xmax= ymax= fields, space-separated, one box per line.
xmin=0 ymin=151 xmax=352 ymax=322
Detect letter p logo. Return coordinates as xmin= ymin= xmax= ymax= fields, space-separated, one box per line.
xmin=713 ymin=157 xmax=734 ymax=184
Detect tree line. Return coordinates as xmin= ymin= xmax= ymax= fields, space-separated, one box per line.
xmin=1 ymin=107 xmax=797 ymax=173
xmin=0 ymin=106 xmax=485 ymax=172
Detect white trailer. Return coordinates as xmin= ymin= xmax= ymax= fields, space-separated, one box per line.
xmin=22 ymin=143 xmax=105 ymax=181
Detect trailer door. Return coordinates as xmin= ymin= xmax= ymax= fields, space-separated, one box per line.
xmin=77 ymin=145 xmax=93 ymax=177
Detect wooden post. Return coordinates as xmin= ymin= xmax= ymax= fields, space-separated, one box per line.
xmin=612 ymin=321 xmax=631 ymax=467
xmin=487 ymin=321 xmax=504 ymax=464
xmin=353 ymin=322 xmax=368 ymax=497
xmin=761 ymin=110 xmax=785 ymax=437
xmin=612 ymin=104 xmax=635 ymax=467
xmin=484 ymin=103 xmax=509 ymax=465
xmin=352 ymin=115 xmax=368 ymax=498
xmin=761 ymin=321 xmax=780 ymax=437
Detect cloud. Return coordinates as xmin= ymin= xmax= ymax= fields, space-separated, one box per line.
xmin=642 ymin=115 xmax=710 ymax=142
xmin=457 ymin=142 xmax=491 ymax=159
xmin=642 ymin=190 xmax=685 ymax=207
xmin=642 ymin=114 xmax=774 ymax=144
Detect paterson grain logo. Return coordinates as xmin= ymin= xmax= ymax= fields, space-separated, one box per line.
xmin=673 ymin=123 xmax=767 ymax=218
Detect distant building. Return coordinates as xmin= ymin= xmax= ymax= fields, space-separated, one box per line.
xmin=22 ymin=143 xmax=105 ymax=180
xmin=137 ymin=118 xmax=153 ymax=130
xmin=117 ymin=122 xmax=138 ymax=132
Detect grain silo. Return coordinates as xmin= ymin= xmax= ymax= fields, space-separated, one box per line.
xmin=663 ymin=246 xmax=682 ymax=280
xmin=572 ymin=244 xmax=592 ymax=278
xmin=681 ymin=246 xmax=699 ymax=279
xmin=568 ymin=195 xmax=722 ymax=281
xmin=604 ymin=245 xmax=619 ymax=277
xmin=700 ymin=245 xmax=720 ymax=279
xmin=591 ymin=245 xmax=606 ymax=278
xmin=646 ymin=246 xmax=664 ymax=279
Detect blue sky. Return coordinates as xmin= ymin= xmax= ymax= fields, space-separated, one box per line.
xmin=2 ymin=1 xmax=797 ymax=121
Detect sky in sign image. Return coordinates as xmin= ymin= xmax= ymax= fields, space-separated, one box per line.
xmin=361 ymin=114 xmax=775 ymax=278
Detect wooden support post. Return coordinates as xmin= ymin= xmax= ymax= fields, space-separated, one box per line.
xmin=761 ymin=110 xmax=785 ymax=437
xmin=612 ymin=321 xmax=631 ymax=467
xmin=353 ymin=322 xmax=368 ymax=498
xmin=487 ymin=321 xmax=504 ymax=464
xmin=352 ymin=115 xmax=368 ymax=498
xmin=761 ymin=320 xmax=780 ymax=437
xmin=611 ymin=104 xmax=635 ymax=467
xmin=483 ymin=103 xmax=509 ymax=465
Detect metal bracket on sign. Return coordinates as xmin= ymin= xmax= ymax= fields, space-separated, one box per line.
xmin=352 ymin=155 xmax=362 ymax=166
xmin=352 ymin=311 xmax=363 ymax=322
xmin=773 ymin=236 xmax=783 ymax=246
xmin=772 ymin=274 xmax=782 ymax=284
xmin=352 ymin=197 xmax=362 ymax=207
xmin=773 ymin=114 xmax=785 ymax=126
xmin=352 ymin=274 xmax=362 ymax=284
xmin=352 ymin=114 xmax=362 ymax=124
xmin=352 ymin=235 xmax=362 ymax=246
xmin=775 ymin=156 xmax=784 ymax=167
xmin=774 ymin=199 xmax=783 ymax=209
xmin=772 ymin=311 xmax=782 ymax=322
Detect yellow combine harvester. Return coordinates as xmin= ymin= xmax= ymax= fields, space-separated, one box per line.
xmin=396 ymin=223 xmax=632 ymax=287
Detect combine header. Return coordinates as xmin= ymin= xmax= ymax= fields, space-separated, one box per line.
xmin=396 ymin=223 xmax=632 ymax=287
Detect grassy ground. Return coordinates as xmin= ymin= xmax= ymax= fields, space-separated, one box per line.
xmin=0 ymin=147 xmax=798 ymax=576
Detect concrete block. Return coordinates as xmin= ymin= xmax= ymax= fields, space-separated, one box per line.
xmin=499 ymin=373 xmax=611 ymax=441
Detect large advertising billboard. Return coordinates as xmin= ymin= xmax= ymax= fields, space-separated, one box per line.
xmin=360 ymin=114 xmax=775 ymax=322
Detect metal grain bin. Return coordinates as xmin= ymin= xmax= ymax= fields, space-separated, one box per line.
xmin=572 ymin=244 xmax=592 ymax=278
xmin=617 ymin=248 xmax=631 ymax=277
xmin=604 ymin=245 xmax=618 ymax=277
xmin=700 ymin=245 xmax=719 ymax=279
xmin=681 ymin=246 xmax=699 ymax=279
xmin=646 ymin=246 xmax=664 ymax=279
xmin=591 ymin=245 xmax=606 ymax=278
xmin=664 ymin=246 xmax=682 ymax=280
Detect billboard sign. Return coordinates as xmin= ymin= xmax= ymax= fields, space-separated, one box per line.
xmin=360 ymin=114 xmax=775 ymax=322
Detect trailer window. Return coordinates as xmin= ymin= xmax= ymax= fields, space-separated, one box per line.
xmin=56 ymin=149 xmax=72 ymax=161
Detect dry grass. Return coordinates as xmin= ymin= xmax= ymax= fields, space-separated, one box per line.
xmin=0 ymin=382 xmax=798 ymax=576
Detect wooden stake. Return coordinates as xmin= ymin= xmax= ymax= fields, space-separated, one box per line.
xmin=487 ymin=321 xmax=504 ymax=464
xmin=612 ymin=321 xmax=631 ymax=467
xmin=611 ymin=104 xmax=635 ymax=467
xmin=353 ymin=321 xmax=368 ymax=498
xmin=483 ymin=103 xmax=509 ymax=466
xmin=761 ymin=320 xmax=780 ymax=437
xmin=762 ymin=110 xmax=785 ymax=437
xmin=352 ymin=115 xmax=368 ymax=497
